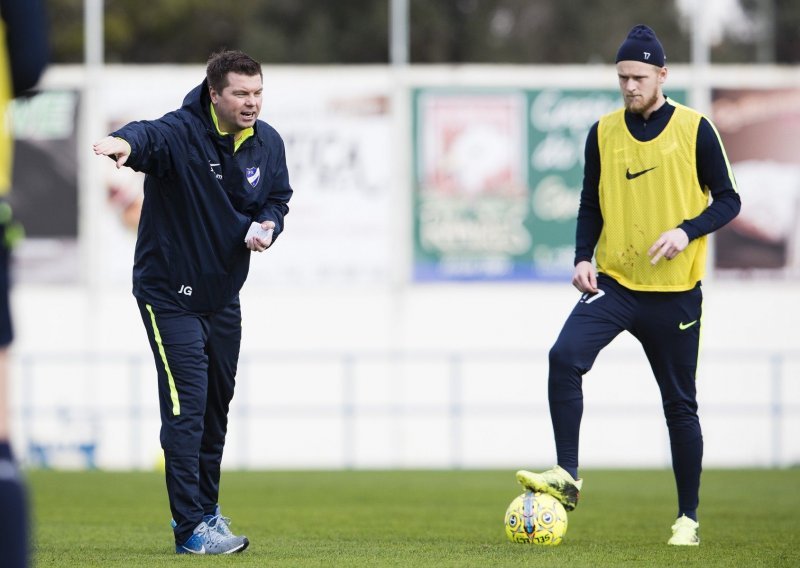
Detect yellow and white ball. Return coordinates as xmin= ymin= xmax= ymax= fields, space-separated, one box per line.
xmin=504 ymin=491 xmax=568 ymax=545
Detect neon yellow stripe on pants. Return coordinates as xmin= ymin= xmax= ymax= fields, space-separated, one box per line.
xmin=146 ymin=304 xmax=181 ymax=415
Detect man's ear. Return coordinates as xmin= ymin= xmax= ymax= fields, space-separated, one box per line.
xmin=208 ymin=86 xmax=218 ymax=104
xmin=658 ymin=66 xmax=668 ymax=85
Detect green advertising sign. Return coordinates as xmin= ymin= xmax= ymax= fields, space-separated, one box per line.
xmin=412 ymin=87 xmax=686 ymax=282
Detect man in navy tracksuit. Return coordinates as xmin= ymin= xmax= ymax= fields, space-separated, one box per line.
xmin=94 ymin=50 xmax=292 ymax=554
xmin=516 ymin=26 xmax=740 ymax=546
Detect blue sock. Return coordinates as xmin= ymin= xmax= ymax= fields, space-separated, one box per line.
xmin=561 ymin=465 xmax=579 ymax=480
xmin=670 ymin=434 xmax=702 ymax=525
xmin=0 ymin=442 xmax=29 ymax=568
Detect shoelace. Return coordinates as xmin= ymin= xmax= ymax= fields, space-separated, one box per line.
xmin=206 ymin=515 xmax=235 ymax=537
xmin=197 ymin=521 xmax=228 ymax=546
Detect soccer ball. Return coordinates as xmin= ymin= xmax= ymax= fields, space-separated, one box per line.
xmin=504 ymin=491 xmax=568 ymax=545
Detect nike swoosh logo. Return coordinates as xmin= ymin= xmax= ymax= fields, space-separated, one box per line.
xmin=678 ymin=320 xmax=698 ymax=330
xmin=625 ymin=166 xmax=658 ymax=180
xmin=186 ymin=545 xmax=205 ymax=554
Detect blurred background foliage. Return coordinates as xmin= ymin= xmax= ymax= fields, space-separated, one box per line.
xmin=47 ymin=0 xmax=799 ymax=65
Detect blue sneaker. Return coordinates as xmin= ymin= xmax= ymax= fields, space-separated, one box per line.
xmin=175 ymin=521 xmax=249 ymax=554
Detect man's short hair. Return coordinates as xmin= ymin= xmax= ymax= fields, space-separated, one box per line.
xmin=206 ymin=50 xmax=263 ymax=93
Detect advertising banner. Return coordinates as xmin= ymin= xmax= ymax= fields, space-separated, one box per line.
xmin=8 ymin=90 xmax=80 ymax=283
xmin=413 ymin=90 xmax=531 ymax=281
xmin=413 ymin=87 xmax=686 ymax=282
xmin=413 ymin=88 xmax=617 ymax=282
xmin=95 ymin=68 xmax=396 ymax=288
xmin=711 ymin=88 xmax=800 ymax=277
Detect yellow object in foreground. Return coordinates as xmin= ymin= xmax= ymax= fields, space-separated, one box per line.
xmin=504 ymin=491 xmax=568 ymax=545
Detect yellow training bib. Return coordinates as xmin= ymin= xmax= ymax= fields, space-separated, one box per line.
xmin=595 ymin=103 xmax=709 ymax=291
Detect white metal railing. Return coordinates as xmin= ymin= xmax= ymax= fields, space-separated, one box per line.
xmin=11 ymin=349 xmax=800 ymax=470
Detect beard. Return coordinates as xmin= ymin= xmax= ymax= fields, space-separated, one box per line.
xmin=624 ymin=90 xmax=660 ymax=115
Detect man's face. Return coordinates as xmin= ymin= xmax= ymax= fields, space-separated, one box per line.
xmin=209 ymin=72 xmax=263 ymax=134
xmin=616 ymin=61 xmax=667 ymax=116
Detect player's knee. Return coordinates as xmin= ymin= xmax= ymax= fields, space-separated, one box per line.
xmin=548 ymin=343 xmax=585 ymax=374
xmin=663 ymin=401 xmax=701 ymax=434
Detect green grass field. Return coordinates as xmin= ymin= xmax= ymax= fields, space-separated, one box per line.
xmin=28 ymin=468 xmax=799 ymax=567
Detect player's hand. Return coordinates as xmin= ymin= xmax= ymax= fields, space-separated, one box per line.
xmin=648 ymin=228 xmax=689 ymax=265
xmin=93 ymin=136 xmax=132 ymax=168
xmin=246 ymin=220 xmax=275 ymax=252
xmin=572 ymin=260 xmax=598 ymax=293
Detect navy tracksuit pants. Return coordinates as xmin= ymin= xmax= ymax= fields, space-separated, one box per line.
xmin=548 ymin=273 xmax=704 ymax=516
xmin=0 ymin=443 xmax=28 ymax=568
xmin=138 ymin=297 xmax=242 ymax=545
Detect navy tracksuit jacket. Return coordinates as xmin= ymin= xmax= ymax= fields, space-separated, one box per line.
xmin=113 ymin=80 xmax=292 ymax=544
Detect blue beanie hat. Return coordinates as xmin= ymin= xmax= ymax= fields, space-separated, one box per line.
xmin=615 ymin=24 xmax=666 ymax=67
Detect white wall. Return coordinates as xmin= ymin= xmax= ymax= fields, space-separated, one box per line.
xmin=10 ymin=278 xmax=799 ymax=470
xmin=8 ymin=64 xmax=800 ymax=470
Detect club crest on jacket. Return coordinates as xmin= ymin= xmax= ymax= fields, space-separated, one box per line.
xmin=246 ymin=166 xmax=260 ymax=188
